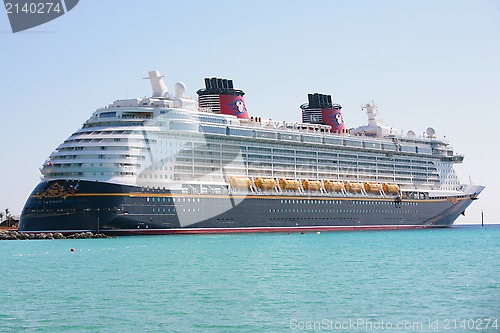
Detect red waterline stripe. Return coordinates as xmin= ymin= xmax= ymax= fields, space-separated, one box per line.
xmin=107 ymin=224 xmax=446 ymax=235
xmin=20 ymin=225 xmax=448 ymax=236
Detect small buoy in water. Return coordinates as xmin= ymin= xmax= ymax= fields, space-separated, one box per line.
xmin=316 ymin=231 xmax=321 ymax=235
xmin=70 ymin=248 xmax=75 ymax=252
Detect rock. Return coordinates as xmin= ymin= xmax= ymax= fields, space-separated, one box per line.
xmin=0 ymin=230 xmax=112 ymax=240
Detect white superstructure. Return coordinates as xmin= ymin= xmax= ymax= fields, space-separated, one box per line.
xmin=40 ymin=71 xmax=469 ymax=200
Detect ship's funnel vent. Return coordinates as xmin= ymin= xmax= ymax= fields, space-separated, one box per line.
xmin=200 ymin=77 xmax=240 ymax=95
xmin=307 ymin=93 xmax=334 ymax=109
xmin=301 ymin=93 xmax=345 ymax=133
xmin=197 ymin=77 xmax=249 ymax=119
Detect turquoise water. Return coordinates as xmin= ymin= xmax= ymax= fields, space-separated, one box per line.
xmin=0 ymin=225 xmax=498 ymax=333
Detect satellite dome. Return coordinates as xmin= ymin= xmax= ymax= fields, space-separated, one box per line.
xmin=407 ymin=130 xmax=416 ymax=137
xmin=174 ymin=82 xmax=186 ymax=97
xmin=426 ymin=127 xmax=436 ymax=137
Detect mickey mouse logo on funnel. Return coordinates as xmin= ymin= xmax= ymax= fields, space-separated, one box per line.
xmin=4 ymin=0 xmax=79 ymax=33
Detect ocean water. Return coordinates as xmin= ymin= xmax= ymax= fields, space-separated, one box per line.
xmin=0 ymin=225 xmax=498 ymax=333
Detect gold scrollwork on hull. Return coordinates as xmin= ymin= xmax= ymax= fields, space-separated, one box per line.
xmin=36 ymin=183 xmax=68 ymax=200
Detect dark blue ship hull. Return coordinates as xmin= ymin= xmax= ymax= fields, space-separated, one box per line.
xmin=19 ymin=180 xmax=474 ymax=235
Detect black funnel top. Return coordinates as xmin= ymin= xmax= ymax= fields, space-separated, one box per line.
xmin=197 ymin=77 xmax=244 ymax=96
xmin=302 ymin=93 xmax=342 ymax=110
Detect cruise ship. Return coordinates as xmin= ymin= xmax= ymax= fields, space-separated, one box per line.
xmin=18 ymin=71 xmax=484 ymax=234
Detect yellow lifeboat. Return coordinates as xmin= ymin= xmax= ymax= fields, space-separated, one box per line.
xmin=324 ymin=180 xmax=344 ymax=192
xmin=345 ymin=181 xmax=363 ymax=193
xmin=302 ymin=179 xmax=322 ymax=191
xmin=364 ymin=182 xmax=383 ymax=193
xmin=229 ymin=176 xmax=251 ymax=189
xmin=255 ymin=177 xmax=277 ymax=190
xmin=279 ymin=178 xmax=300 ymax=191
xmin=383 ymin=183 xmax=400 ymax=194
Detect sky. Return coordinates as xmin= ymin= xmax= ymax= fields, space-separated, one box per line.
xmin=1 ymin=0 xmax=499 ymax=224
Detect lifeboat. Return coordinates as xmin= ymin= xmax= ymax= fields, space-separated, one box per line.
xmin=383 ymin=183 xmax=400 ymax=194
xmin=302 ymin=179 xmax=322 ymax=191
xmin=279 ymin=178 xmax=300 ymax=191
xmin=364 ymin=182 xmax=383 ymax=193
xmin=324 ymin=180 xmax=344 ymax=192
xmin=255 ymin=177 xmax=277 ymax=190
xmin=344 ymin=181 xmax=363 ymax=193
xmin=229 ymin=176 xmax=251 ymax=189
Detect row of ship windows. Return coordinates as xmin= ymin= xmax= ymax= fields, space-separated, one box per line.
xmin=46 ymin=172 xmax=136 ymax=177
xmin=152 ymin=208 xmax=177 ymax=213
xmin=252 ymin=173 xmax=436 ymax=180
xmin=139 ymin=174 xmax=174 ymax=179
xmin=280 ymin=199 xmax=418 ymax=206
xmin=245 ymin=152 xmax=433 ymax=165
xmin=84 ymin=121 xmax=145 ymax=127
xmin=145 ymin=198 xmax=422 ymax=205
xmin=172 ymin=164 xmax=436 ymax=176
xmin=249 ymin=160 xmax=435 ymax=171
xmin=184 ymin=149 xmax=434 ymax=166
xmin=157 ymin=160 xmax=436 ymax=174
xmin=77 ymin=125 xmax=437 ymax=160
xmin=70 ymin=130 xmax=138 ymax=136
xmin=168 ymin=208 xmax=418 ymax=214
xmin=44 ymin=171 xmax=438 ymax=187
xmin=156 ymin=111 xmax=229 ymax=125
xmin=64 ymin=138 xmax=141 ymax=144
xmin=150 ymin=208 xmax=206 ymax=213
xmin=93 ymin=123 xmax=443 ymax=155
xmin=205 ymin=135 xmax=443 ymax=159
xmin=270 ymin=209 xmax=418 ymax=214
xmin=268 ymin=217 xmax=416 ymax=221
xmin=68 ymin=131 xmax=440 ymax=163
xmin=48 ymin=164 xmax=438 ymax=182
xmin=246 ymin=160 xmax=434 ymax=169
xmin=53 ymin=154 xmax=147 ymax=160
xmin=147 ymin=197 xmax=202 ymax=203
xmin=55 ymin=147 xmax=436 ymax=163
xmin=59 ymin=146 xmax=148 ymax=152
xmin=164 ymin=173 xmax=435 ymax=184
xmin=213 ymin=163 xmax=433 ymax=175
xmin=202 ymin=131 xmax=436 ymax=155
xmin=245 ymin=165 xmax=436 ymax=175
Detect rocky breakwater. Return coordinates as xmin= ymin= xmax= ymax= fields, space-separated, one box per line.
xmin=0 ymin=230 xmax=112 ymax=240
